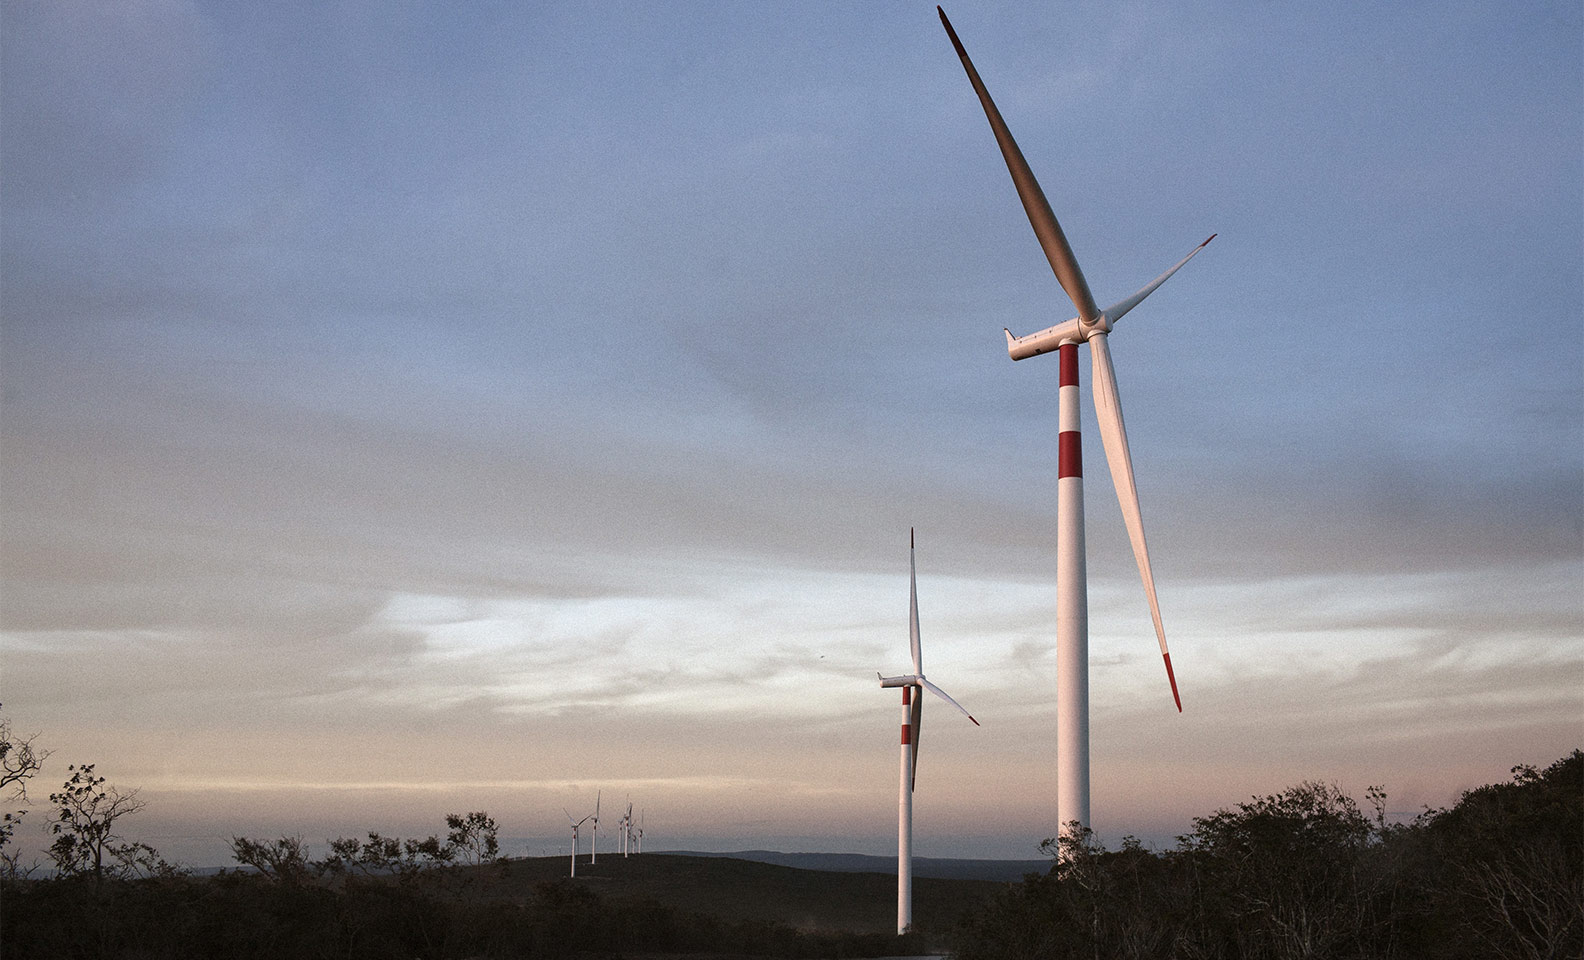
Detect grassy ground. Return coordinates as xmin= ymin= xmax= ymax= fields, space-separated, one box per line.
xmin=483 ymin=852 xmax=1005 ymax=935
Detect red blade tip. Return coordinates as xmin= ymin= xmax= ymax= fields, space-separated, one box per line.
xmin=1163 ymin=652 xmax=1182 ymax=712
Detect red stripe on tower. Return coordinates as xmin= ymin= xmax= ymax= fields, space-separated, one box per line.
xmin=900 ymin=723 xmax=912 ymax=745
xmin=1058 ymin=344 xmax=1082 ymax=479
xmin=1059 ymin=342 xmax=1079 ymax=386
xmin=1058 ymin=432 xmax=1082 ymax=479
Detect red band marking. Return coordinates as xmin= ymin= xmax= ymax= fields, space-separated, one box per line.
xmin=1059 ymin=343 xmax=1079 ymax=387
xmin=1058 ymin=431 xmax=1082 ymax=478
xmin=902 ymin=686 xmax=911 ymax=705
xmin=900 ymin=724 xmax=911 ymax=745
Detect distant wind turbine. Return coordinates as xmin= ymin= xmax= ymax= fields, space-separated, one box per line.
xmin=620 ymin=801 xmax=633 ymax=858
xmin=879 ymin=529 xmax=979 ymax=935
xmin=590 ymin=790 xmax=601 ymax=864
xmin=937 ymin=7 xmax=1208 ymax=842
xmin=563 ymin=809 xmax=590 ymax=879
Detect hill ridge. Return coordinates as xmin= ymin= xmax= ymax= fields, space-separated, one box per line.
xmin=662 ymin=849 xmax=1048 ymax=882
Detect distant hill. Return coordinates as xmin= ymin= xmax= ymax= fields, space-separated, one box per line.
xmin=485 ymin=852 xmax=1012 ymax=934
xmin=665 ymin=849 xmax=1050 ymax=882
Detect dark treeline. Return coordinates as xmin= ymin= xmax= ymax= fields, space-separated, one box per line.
xmin=2 ymin=736 xmax=1578 ymax=958
xmin=5 ymin=819 xmax=926 ymax=959
xmin=3 ymin=866 xmax=924 ymax=959
xmin=950 ymin=751 xmax=1582 ymax=960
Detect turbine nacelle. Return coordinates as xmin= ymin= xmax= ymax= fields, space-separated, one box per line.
xmin=1004 ymin=234 xmax=1214 ymax=362
xmin=880 ymin=672 xmax=980 ymax=725
xmin=1004 ymin=314 xmax=1108 ymax=361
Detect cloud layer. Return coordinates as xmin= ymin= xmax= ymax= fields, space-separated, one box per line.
xmin=3 ymin=1 xmax=1580 ymax=866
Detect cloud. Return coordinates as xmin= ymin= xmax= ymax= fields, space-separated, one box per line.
xmin=0 ymin=0 xmax=208 ymax=208
xmin=2 ymin=0 xmax=1578 ymax=873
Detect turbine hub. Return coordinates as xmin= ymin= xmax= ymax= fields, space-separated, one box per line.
xmin=1079 ymin=311 xmax=1113 ymax=338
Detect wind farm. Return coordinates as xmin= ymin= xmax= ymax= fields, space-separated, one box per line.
xmin=1 ymin=1 xmax=1579 ymax=955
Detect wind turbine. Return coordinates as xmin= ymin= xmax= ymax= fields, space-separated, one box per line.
xmin=564 ymin=809 xmax=590 ymax=879
xmin=589 ymin=790 xmax=601 ymax=864
xmin=878 ymin=529 xmax=979 ymax=935
xmin=620 ymin=801 xmax=633 ymax=857
xmin=936 ymin=7 xmax=1209 ymax=842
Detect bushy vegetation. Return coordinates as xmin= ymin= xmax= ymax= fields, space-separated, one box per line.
xmin=1 ymin=864 xmax=926 ymax=959
xmin=2 ymin=703 xmax=1576 ymax=959
xmin=950 ymin=750 xmax=1582 ymax=960
xmin=1 ymin=712 xmax=924 ymax=959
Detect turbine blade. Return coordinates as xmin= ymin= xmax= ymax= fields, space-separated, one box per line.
xmin=1088 ymin=332 xmax=1182 ymax=712
xmin=938 ymin=7 xmax=1099 ymax=323
xmin=909 ymin=529 xmax=922 ymax=676
xmin=919 ymin=678 xmax=980 ymax=726
xmin=1103 ymin=235 xmax=1216 ymax=325
xmin=909 ymin=694 xmax=922 ymax=792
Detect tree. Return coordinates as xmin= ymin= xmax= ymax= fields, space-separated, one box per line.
xmin=230 ymin=835 xmax=315 ymax=886
xmin=1175 ymin=779 xmax=1393 ymax=958
xmin=318 ymin=830 xmax=454 ymax=882
xmin=312 ymin=812 xmax=499 ymax=883
xmin=1420 ymin=751 xmax=1583 ymax=960
xmin=0 ymin=704 xmax=51 ymax=878
xmin=47 ymin=763 xmax=150 ymax=883
xmin=445 ymin=810 xmax=501 ymax=866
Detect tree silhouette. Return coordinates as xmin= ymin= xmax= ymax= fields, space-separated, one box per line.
xmin=445 ymin=811 xmax=501 ymax=866
xmin=0 ymin=704 xmax=51 ymax=878
xmin=47 ymin=764 xmax=149 ymax=884
xmin=949 ymin=753 xmax=1583 ymax=960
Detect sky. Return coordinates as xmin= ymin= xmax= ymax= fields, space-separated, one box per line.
xmin=2 ymin=0 xmax=1580 ymax=868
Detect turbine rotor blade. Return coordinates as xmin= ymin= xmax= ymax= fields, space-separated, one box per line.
xmin=1088 ymin=332 xmax=1182 ymax=712
xmin=1104 ymin=235 xmax=1216 ymax=325
xmin=919 ymin=677 xmax=980 ymax=726
xmin=938 ymin=6 xmax=1099 ymax=323
xmin=909 ymin=529 xmax=922 ymax=676
xmin=908 ymin=694 xmax=922 ymax=792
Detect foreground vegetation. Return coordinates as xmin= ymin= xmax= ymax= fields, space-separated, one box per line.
xmin=3 ymin=702 xmax=1578 ymax=958
xmin=949 ymin=750 xmax=1582 ymax=960
xmin=3 ymin=868 xmax=932 ymax=959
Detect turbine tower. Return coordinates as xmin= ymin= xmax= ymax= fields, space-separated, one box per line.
xmin=937 ymin=7 xmax=1209 ymax=841
xmin=590 ymin=790 xmax=601 ymax=864
xmin=879 ymin=529 xmax=979 ymax=935
xmin=564 ymin=809 xmax=590 ymax=879
xmin=620 ymin=801 xmax=633 ymax=857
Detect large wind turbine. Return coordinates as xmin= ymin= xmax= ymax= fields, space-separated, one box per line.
xmin=564 ymin=809 xmax=590 ymax=879
xmin=937 ymin=7 xmax=1209 ymax=841
xmin=878 ymin=530 xmax=978 ymax=935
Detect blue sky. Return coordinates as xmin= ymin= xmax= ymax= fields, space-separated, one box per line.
xmin=2 ymin=0 xmax=1580 ymax=867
